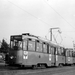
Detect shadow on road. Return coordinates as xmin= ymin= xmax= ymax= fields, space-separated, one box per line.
xmin=0 ymin=63 xmax=33 ymax=71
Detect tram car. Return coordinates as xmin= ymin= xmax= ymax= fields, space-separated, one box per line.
xmin=73 ymin=51 xmax=75 ymax=65
xmin=65 ymin=48 xmax=74 ymax=65
xmin=5 ymin=33 xmax=75 ymax=68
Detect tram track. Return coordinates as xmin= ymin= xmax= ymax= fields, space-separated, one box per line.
xmin=0 ymin=65 xmax=75 ymax=75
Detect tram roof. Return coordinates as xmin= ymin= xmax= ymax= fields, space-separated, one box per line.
xmin=10 ymin=33 xmax=64 ymax=48
xmin=22 ymin=33 xmax=63 ymax=48
xmin=66 ymin=48 xmax=73 ymax=51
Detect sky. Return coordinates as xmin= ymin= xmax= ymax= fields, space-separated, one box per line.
xmin=0 ymin=0 xmax=75 ymax=48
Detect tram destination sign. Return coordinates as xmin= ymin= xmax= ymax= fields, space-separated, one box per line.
xmin=11 ymin=35 xmax=22 ymax=40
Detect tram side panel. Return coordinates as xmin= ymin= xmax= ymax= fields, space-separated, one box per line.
xmin=21 ymin=40 xmax=56 ymax=67
xmin=22 ymin=51 xmax=55 ymax=67
xmin=22 ymin=39 xmax=52 ymax=67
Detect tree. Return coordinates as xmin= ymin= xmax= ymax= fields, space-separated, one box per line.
xmin=0 ymin=39 xmax=9 ymax=54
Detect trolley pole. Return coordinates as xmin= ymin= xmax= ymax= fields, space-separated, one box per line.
xmin=50 ymin=27 xmax=59 ymax=41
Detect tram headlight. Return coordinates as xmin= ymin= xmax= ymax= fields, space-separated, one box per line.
xmin=10 ymin=56 xmax=14 ymax=59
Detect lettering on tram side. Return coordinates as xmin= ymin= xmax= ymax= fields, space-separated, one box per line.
xmin=23 ymin=51 xmax=28 ymax=59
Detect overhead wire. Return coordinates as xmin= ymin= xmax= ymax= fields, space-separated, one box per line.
xmin=7 ymin=0 xmax=75 ymax=45
xmin=8 ymin=0 xmax=74 ymax=32
xmin=52 ymin=31 xmax=62 ymax=45
xmin=7 ymin=0 xmax=53 ymax=27
xmin=43 ymin=0 xmax=75 ymax=46
xmin=7 ymin=0 xmax=75 ymax=31
xmin=43 ymin=0 xmax=75 ymax=30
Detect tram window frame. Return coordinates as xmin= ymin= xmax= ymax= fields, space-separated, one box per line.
xmin=28 ymin=38 xmax=35 ymax=51
xmin=23 ymin=39 xmax=27 ymax=50
xmin=43 ymin=42 xmax=47 ymax=53
xmin=36 ymin=40 xmax=42 ymax=52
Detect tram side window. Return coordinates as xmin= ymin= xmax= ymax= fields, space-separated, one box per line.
xmin=23 ymin=40 xmax=27 ymax=50
xmin=51 ymin=47 xmax=54 ymax=54
xmin=73 ymin=52 xmax=74 ymax=57
xmin=66 ymin=50 xmax=69 ymax=57
xmin=61 ymin=48 xmax=65 ymax=56
xmin=56 ymin=48 xmax=58 ymax=55
xmin=43 ymin=43 xmax=47 ymax=53
xmin=57 ymin=48 xmax=61 ymax=55
xmin=73 ymin=52 xmax=75 ymax=57
xmin=36 ymin=41 xmax=42 ymax=52
xmin=49 ymin=45 xmax=51 ymax=54
xmin=69 ymin=51 xmax=72 ymax=57
xmin=63 ymin=49 xmax=65 ymax=56
xmin=72 ymin=51 xmax=73 ymax=57
xmin=11 ymin=41 xmax=14 ymax=48
xmin=28 ymin=39 xmax=35 ymax=51
xmin=18 ymin=41 xmax=22 ymax=50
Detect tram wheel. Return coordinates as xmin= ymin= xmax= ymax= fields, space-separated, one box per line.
xmin=41 ymin=64 xmax=46 ymax=69
xmin=58 ymin=63 xmax=63 ymax=67
xmin=32 ymin=65 xmax=37 ymax=69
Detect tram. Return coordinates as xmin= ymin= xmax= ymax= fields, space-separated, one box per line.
xmin=5 ymin=33 xmax=75 ymax=68
xmin=65 ymin=48 xmax=75 ymax=65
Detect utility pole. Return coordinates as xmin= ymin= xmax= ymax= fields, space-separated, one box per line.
xmin=50 ymin=27 xmax=59 ymax=41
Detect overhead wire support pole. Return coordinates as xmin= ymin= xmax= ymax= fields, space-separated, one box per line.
xmin=50 ymin=27 xmax=59 ymax=41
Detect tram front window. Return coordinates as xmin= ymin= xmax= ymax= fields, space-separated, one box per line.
xmin=10 ymin=36 xmax=22 ymax=50
xmin=11 ymin=40 xmax=22 ymax=50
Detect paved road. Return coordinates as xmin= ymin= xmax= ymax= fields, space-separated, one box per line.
xmin=0 ymin=63 xmax=75 ymax=75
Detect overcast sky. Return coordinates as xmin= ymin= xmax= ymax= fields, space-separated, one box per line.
xmin=0 ymin=0 xmax=75 ymax=48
